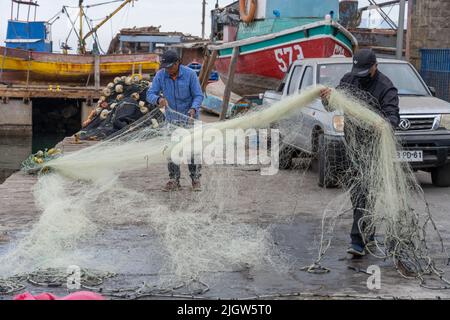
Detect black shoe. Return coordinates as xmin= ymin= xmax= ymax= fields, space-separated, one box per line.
xmin=347 ymin=243 xmax=366 ymax=256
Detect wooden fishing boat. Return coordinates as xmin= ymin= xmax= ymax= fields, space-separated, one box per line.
xmin=0 ymin=46 xmax=159 ymax=86
xmin=1 ymin=0 xmax=159 ymax=86
xmin=209 ymin=0 xmax=358 ymax=96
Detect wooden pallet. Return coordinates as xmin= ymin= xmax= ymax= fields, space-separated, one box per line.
xmin=0 ymin=84 xmax=102 ymax=100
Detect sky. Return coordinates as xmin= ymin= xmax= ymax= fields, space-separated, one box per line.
xmin=0 ymin=0 xmax=400 ymax=54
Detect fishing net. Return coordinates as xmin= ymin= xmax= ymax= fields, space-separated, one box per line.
xmin=1 ymin=86 xmax=449 ymax=298
xmin=2 ymin=89 xmax=322 ymax=297
xmin=302 ymin=88 xmax=450 ymax=287
xmin=79 ymin=76 xmax=154 ymax=141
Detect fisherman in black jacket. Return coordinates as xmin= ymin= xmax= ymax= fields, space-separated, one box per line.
xmin=320 ymin=49 xmax=400 ymax=256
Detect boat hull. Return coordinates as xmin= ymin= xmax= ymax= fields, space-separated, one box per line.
xmin=212 ymin=21 xmax=356 ymax=96
xmin=0 ymin=46 xmax=160 ymax=86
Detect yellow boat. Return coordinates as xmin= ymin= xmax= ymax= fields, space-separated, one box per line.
xmin=1 ymin=0 xmax=159 ymax=86
xmin=0 ymin=45 xmax=159 ymax=86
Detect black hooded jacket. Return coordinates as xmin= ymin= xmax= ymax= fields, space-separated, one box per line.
xmin=338 ymin=70 xmax=400 ymax=128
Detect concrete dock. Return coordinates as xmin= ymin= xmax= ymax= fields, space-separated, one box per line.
xmin=1 ymin=128 xmax=450 ymax=300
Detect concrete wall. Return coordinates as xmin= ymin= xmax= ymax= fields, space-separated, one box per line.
xmin=409 ymin=0 xmax=450 ymax=69
xmin=0 ymin=135 xmax=32 ymax=183
xmin=0 ymin=99 xmax=32 ymax=136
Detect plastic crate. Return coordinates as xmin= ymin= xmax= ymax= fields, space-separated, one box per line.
xmin=420 ymin=49 xmax=450 ymax=102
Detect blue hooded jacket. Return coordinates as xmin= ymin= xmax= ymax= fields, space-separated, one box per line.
xmin=146 ymin=65 xmax=204 ymax=124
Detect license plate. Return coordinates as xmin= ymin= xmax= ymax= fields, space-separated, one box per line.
xmin=397 ymin=150 xmax=423 ymax=162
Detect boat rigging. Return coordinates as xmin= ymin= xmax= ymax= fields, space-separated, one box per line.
xmin=74 ymin=0 xmax=137 ymax=54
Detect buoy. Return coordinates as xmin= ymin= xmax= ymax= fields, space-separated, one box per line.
xmin=140 ymin=106 xmax=149 ymax=114
xmin=48 ymin=148 xmax=61 ymax=156
xmin=103 ymin=88 xmax=112 ymax=96
xmin=131 ymin=92 xmax=140 ymax=101
xmin=151 ymin=118 xmax=159 ymax=129
xmin=131 ymin=74 xmax=143 ymax=82
xmin=100 ymin=109 xmax=110 ymax=120
xmin=239 ymin=0 xmax=257 ymax=23
xmin=115 ymin=84 xmax=124 ymax=94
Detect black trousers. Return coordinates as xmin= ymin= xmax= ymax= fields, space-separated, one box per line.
xmin=168 ymin=160 xmax=201 ymax=181
xmin=349 ymin=182 xmax=370 ymax=247
xmin=345 ymin=126 xmax=374 ymax=247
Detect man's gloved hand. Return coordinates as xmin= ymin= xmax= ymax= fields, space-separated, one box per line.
xmin=158 ymin=97 xmax=168 ymax=108
xmin=320 ymin=87 xmax=334 ymax=112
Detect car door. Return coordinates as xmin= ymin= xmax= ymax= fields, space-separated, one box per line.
xmin=293 ymin=63 xmax=316 ymax=152
xmin=279 ymin=64 xmax=305 ymax=148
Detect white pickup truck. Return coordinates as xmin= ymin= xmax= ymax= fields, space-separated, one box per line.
xmin=263 ymin=57 xmax=450 ymax=188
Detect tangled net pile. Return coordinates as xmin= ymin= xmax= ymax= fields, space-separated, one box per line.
xmin=0 ymin=88 xmax=322 ymax=296
xmin=0 ymin=86 xmax=448 ymax=298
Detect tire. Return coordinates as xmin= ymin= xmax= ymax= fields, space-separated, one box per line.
xmin=431 ymin=163 xmax=450 ymax=187
xmin=279 ymin=144 xmax=294 ymax=170
xmin=317 ymin=134 xmax=339 ymax=188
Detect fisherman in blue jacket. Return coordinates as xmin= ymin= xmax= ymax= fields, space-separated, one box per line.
xmin=147 ymin=50 xmax=204 ymax=192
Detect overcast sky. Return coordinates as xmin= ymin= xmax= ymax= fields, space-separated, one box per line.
xmin=0 ymin=0 xmax=397 ymax=54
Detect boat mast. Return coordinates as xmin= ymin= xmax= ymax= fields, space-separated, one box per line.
xmin=79 ymin=0 xmax=85 ymax=53
xmin=78 ymin=0 xmax=136 ymax=54
xmin=202 ymin=0 xmax=206 ymax=39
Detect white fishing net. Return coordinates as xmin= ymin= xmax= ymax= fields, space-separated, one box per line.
xmin=1 ymin=86 xmax=448 ymax=297
xmin=0 ymin=88 xmax=321 ymax=292
xmin=303 ymin=88 xmax=449 ymax=287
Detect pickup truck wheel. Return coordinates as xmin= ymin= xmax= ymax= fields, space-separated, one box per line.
xmin=279 ymin=144 xmax=294 ymax=170
xmin=318 ymin=134 xmax=339 ymax=188
xmin=431 ymin=164 xmax=450 ymax=187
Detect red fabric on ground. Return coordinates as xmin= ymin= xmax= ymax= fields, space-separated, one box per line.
xmin=14 ymin=291 xmax=105 ymax=300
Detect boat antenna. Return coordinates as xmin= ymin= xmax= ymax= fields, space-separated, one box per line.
xmin=79 ymin=0 xmax=85 ymax=53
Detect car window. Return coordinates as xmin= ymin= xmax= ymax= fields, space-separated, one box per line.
xmin=299 ymin=66 xmax=314 ymax=91
xmin=377 ymin=63 xmax=429 ymax=96
xmin=288 ymin=65 xmax=303 ymax=95
xmin=318 ymin=64 xmax=352 ymax=87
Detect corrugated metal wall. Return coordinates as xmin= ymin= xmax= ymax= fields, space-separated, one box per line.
xmin=420 ymin=49 xmax=450 ymax=102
